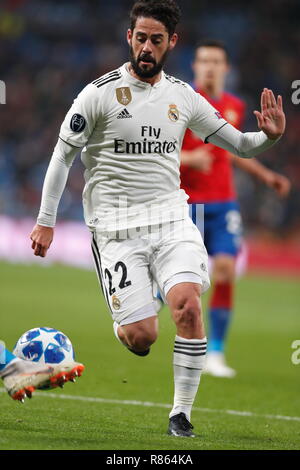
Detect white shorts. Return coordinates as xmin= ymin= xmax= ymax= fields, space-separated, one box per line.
xmin=91 ymin=218 xmax=210 ymax=325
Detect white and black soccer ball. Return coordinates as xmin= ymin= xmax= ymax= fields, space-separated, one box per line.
xmin=13 ymin=327 xmax=75 ymax=365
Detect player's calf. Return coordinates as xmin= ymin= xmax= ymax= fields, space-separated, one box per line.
xmin=167 ymin=282 xmax=207 ymax=435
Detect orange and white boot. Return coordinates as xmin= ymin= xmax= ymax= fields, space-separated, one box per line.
xmin=0 ymin=358 xmax=84 ymax=402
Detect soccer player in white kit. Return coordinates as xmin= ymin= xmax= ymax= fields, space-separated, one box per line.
xmin=30 ymin=0 xmax=286 ymax=437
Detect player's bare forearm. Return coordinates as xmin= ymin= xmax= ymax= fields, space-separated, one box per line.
xmin=180 ymin=147 xmax=213 ymax=172
xmin=30 ymin=224 xmax=54 ymax=258
xmin=233 ymin=155 xmax=271 ymax=180
xmin=232 ymin=155 xmax=291 ymax=197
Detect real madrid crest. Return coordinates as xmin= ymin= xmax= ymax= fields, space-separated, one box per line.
xmin=116 ymin=87 xmax=132 ymax=106
xmin=112 ymin=295 xmax=121 ymax=310
xmin=168 ymin=104 xmax=179 ymax=122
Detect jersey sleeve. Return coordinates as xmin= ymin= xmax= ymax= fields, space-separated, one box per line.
xmin=37 ymin=139 xmax=79 ymax=227
xmin=187 ymin=86 xmax=228 ymax=143
xmin=59 ymin=83 xmax=100 ymax=148
xmin=208 ymin=124 xmax=281 ymax=159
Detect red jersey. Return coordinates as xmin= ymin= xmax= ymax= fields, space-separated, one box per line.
xmin=181 ymin=89 xmax=246 ymax=203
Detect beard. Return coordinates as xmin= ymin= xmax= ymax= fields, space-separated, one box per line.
xmin=129 ymin=45 xmax=169 ymax=79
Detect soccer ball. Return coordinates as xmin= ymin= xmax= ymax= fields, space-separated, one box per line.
xmin=13 ymin=327 xmax=75 ymax=365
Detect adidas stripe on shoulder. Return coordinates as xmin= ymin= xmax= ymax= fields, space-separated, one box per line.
xmin=92 ymin=69 xmax=122 ymax=88
xmin=165 ymin=74 xmax=187 ymax=87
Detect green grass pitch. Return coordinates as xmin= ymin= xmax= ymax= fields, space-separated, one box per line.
xmin=0 ymin=261 xmax=299 ymax=450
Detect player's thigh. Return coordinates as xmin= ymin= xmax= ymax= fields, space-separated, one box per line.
xmin=151 ymin=218 xmax=210 ymax=300
xmin=91 ymin=231 xmax=156 ymax=326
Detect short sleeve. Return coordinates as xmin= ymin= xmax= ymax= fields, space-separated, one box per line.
xmin=187 ymin=88 xmax=228 ymax=143
xmin=59 ymin=83 xmax=100 ymax=148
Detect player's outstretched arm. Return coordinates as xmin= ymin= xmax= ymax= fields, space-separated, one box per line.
xmin=207 ymin=89 xmax=285 ymax=158
xmin=188 ymin=86 xmax=285 ymax=160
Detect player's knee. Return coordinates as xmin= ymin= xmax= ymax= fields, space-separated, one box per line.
xmin=127 ymin=328 xmax=157 ymax=351
xmin=173 ymin=297 xmax=202 ymax=330
xmin=214 ymin=257 xmax=235 ymax=283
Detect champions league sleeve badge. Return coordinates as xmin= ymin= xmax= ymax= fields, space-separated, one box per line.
xmin=70 ymin=114 xmax=86 ymax=132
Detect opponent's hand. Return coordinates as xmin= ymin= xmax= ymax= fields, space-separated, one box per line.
xmin=254 ymin=88 xmax=286 ymax=140
xmin=181 ymin=146 xmax=214 ymax=172
xmin=30 ymin=224 xmax=54 ymax=257
xmin=262 ymin=170 xmax=291 ymax=198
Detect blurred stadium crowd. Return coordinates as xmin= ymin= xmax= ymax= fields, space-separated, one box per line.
xmin=0 ymin=0 xmax=300 ymax=238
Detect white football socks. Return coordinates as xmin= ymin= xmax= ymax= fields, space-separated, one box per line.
xmin=169 ymin=335 xmax=207 ymax=422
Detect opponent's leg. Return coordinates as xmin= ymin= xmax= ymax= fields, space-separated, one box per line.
xmin=206 ymin=254 xmax=236 ymax=378
xmin=204 ymin=201 xmax=242 ymax=377
xmin=0 ymin=343 xmax=16 ymax=372
xmin=0 ymin=341 xmax=84 ymax=402
xmin=166 ymin=282 xmax=207 ymax=437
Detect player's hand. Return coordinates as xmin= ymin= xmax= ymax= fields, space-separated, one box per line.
xmin=30 ymin=224 xmax=54 ymax=257
xmin=181 ymin=146 xmax=214 ymax=172
xmin=262 ymin=170 xmax=291 ymax=198
xmin=254 ymin=88 xmax=286 ymax=140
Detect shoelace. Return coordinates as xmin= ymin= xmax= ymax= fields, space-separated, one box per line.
xmin=176 ymin=413 xmax=194 ymax=431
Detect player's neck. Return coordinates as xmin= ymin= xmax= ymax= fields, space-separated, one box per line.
xmin=196 ymin=82 xmax=224 ymax=100
xmin=127 ymin=63 xmax=162 ymax=86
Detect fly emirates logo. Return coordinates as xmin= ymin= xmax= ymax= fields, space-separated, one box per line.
xmin=114 ymin=126 xmax=177 ymax=155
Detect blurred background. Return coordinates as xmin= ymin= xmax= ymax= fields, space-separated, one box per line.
xmin=1 ymin=3 xmax=299 ymax=451
xmin=0 ymin=0 xmax=300 ymax=274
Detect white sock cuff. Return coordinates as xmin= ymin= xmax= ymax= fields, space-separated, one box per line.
xmin=173 ymin=336 xmax=207 ymax=369
xmin=175 ymin=335 xmax=207 ymax=344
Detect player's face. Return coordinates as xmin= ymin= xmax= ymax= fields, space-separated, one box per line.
xmin=127 ymin=17 xmax=177 ymax=79
xmin=192 ymin=47 xmax=229 ymax=89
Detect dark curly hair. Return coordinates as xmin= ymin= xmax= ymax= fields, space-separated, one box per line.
xmin=195 ymin=39 xmax=230 ymax=63
xmin=130 ymin=0 xmax=181 ymax=37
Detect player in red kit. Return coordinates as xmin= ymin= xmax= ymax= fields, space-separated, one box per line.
xmin=181 ymin=40 xmax=291 ymax=377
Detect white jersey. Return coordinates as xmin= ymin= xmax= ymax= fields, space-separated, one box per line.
xmin=58 ymin=63 xmax=227 ymax=231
